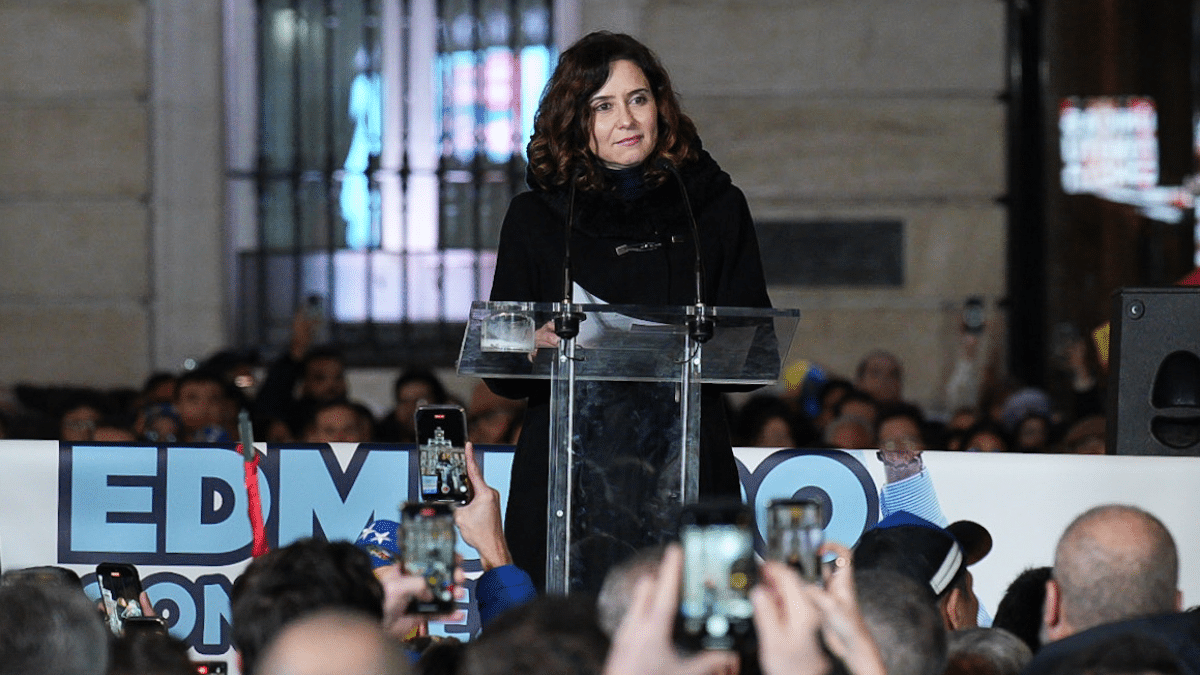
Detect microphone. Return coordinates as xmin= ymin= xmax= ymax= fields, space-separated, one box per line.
xmin=657 ymin=158 xmax=713 ymax=343
xmin=554 ymin=168 xmax=584 ymax=340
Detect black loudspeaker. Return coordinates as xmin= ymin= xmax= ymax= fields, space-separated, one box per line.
xmin=1108 ymin=287 xmax=1200 ymax=455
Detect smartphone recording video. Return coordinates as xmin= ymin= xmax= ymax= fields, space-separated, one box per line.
xmin=766 ymin=499 xmax=824 ymax=584
xmin=401 ymin=502 xmax=457 ymax=614
xmin=675 ymin=502 xmax=757 ymax=652
xmin=96 ymin=562 xmax=146 ymax=636
xmin=416 ymin=405 xmax=471 ymax=503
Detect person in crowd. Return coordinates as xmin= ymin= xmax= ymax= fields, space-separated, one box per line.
xmin=852 ymin=511 xmax=990 ymax=631
xmin=944 ymin=317 xmax=998 ymax=419
xmin=140 ymin=372 xmax=179 ymax=407
xmin=602 ymin=542 xmax=885 ymax=675
xmin=959 ymin=419 xmax=1013 ymax=453
xmin=354 ymin=517 xmax=470 ymax=643
xmin=946 ymin=407 xmax=980 ymax=435
xmin=854 ymin=568 xmax=947 ymax=675
xmin=173 ymin=368 xmax=232 ymax=442
xmin=376 ymin=368 xmax=450 ymax=443
xmin=1051 ymin=329 xmax=1106 ymax=427
xmin=255 ymin=310 xmax=349 ymax=438
xmin=302 ymin=399 xmax=374 ymax=443
xmin=1058 ymin=414 xmax=1106 ymax=454
xmin=945 ymin=627 xmax=1031 ymax=675
xmin=199 ymin=348 xmax=261 ymax=436
xmin=0 ymin=579 xmax=110 ymax=675
xmin=415 ymin=638 xmax=464 ymax=675
xmin=992 ymin=565 xmax=1051 ymax=654
xmin=595 ymin=544 xmax=668 ymax=637
xmin=462 ymin=595 xmax=610 ymax=675
xmin=824 ymin=413 xmax=875 ymax=449
xmin=201 ymin=349 xmax=260 ymax=400
xmin=875 ymin=402 xmax=937 ymax=462
xmin=93 ymin=419 xmax=138 ymax=442
xmin=834 ymin=388 xmax=882 ymax=431
xmin=356 ymin=442 xmax=535 ymax=633
xmin=1013 ymin=412 xmax=1054 ymax=452
xmin=452 ymin=444 xmax=537 ymax=626
xmin=813 ymin=377 xmax=854 ymax=432
xmin=999 ymin=387 xmax=1053 ymax=437
xmin=1020 ymin=504 xmax=1198 ymax=675
xmin=855 ymin=349 xmax=905 ymax=405
xmin=1043 ymin=633 xmax=1186 ymax=675
xmin=1041 ymin=504 xmax=1180 ymax=644
xmin=230 ymin=539 xmax=386 ymax=675
xmin=484 ymin=30 xmax=772 ymax=592
xmin=108 ymin=629 xmax=197 ymax=675
xmin=58 ymin=393 xmax=112 ymax=442
xmin=136 ymin=402 xmax=182 ymax=442
xmin=256 ymin=609 xmax=411 ymax=675
xmin=734 ymin=393 xmax=817 ymax=448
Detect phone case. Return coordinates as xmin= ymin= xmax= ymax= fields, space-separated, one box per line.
xmin=674 ymin=502 xmax=757 ymax=652
xmin=415 ymin=405 xmax=471 ymax=503
xmin=401 ymin=502 xmax=457 ymax=614
xmin=96 ymin=562 xmax=146 ymax=635
xmin=766 ymin=499 xmax=824 ymax=583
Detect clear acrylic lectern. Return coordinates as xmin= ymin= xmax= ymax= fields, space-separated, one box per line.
xmin=458 ymin=301 xmax=800 ymax=594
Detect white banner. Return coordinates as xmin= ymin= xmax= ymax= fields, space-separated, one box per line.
xmin=0 ymin=442 xmax=1197 ymax=671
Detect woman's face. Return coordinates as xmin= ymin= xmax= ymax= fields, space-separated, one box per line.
xmin=587 ymin=59 xmax=658 ymax=170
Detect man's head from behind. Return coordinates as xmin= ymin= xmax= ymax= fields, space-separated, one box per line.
xmin=854 ymin=568 xmax=948 ymax=675
xmin=256 ymin=609 xmax=410 ymax=675
xmin=230 ymin=538 xmax=384 ymax=675
xmin=462 ymin=595 xmax=610 ymax=675
xmin=1043 ymin=504 xmax=1180 ymax=643
xmin=0 ymin=580 xmax=110 ymax=675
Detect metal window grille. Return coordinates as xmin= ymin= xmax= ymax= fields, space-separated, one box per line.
xmin=227 ymin=0 xmax=554 ymax=365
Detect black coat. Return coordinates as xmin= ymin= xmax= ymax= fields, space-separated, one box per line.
xmin=487 ymin=148 xmax=772 ymax=591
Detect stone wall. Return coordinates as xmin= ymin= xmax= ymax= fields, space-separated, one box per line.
xmin=582 ymin=0 xmax=1008 ymax=413
xmin=0 ymin=0 xmax=223 ymax=389
xmin=0 ymin=1 xmax=152 ymax=387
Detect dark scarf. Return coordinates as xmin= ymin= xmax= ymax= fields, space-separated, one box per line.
xmin=607 ymin=165 xmax=647 ymax=202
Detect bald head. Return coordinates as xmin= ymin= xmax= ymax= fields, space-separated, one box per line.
xmin=256 ymin=610 xmax=410 ymax=675
xmin=1052 ymin=504 xmax=1179 ymax=635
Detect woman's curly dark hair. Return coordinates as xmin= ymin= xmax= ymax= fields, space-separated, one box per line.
xmin=526 ymin=31 xmax=699 ymax=192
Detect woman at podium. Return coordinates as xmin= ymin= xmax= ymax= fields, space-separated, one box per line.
xmin=487 ymin=31 xmax=772 ymax=592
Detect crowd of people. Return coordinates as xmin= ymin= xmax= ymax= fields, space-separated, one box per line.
xmin=0 ymin=307 xmax=1109 ymax=457
xmin=0 ymin=311 xmax=527 ymax=448
xmin=0 ymin=437 xmax=1192 ymax=675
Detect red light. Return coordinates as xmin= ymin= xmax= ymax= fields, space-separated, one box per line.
xmin=111 ymin=571 xmax=121 ymax=577
xmin=434 ymin=414 xmax=445 ymax=419
xmin=197 ymin=667 xmax=209 ymax=674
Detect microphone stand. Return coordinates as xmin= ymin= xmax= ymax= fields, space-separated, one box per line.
xmin=554 ymin=170 xmax=585 ymax=340
xmin=660 ymin=159 xmax=714 ymax=344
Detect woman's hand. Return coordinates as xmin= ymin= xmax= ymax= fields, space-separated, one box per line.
xmin=527 ymin=320 xmax=561 ymax=362
xmin=534 ymin=320 xmax=560 ymax=349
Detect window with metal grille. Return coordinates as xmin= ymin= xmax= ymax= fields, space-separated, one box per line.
xmin=225 ymin=0 xmax=556 ymax=365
